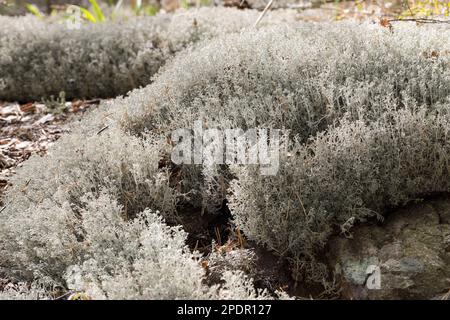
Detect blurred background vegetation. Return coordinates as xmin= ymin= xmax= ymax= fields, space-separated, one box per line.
xmin=1 ymin=0 xmax=449 ymax=21
xmin=0 ymin=0 xmax=161 ymax=16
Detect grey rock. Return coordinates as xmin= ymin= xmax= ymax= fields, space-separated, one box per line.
xmin=327 ymin=198 xmax=450 ymax=299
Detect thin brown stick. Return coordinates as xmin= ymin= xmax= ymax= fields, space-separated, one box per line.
xmin=215 ymin=227 xmax=222 ymax=246
xmin=254 ymin=0 xmax=275 ymax=28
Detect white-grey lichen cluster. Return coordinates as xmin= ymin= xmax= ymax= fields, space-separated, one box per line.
xmin=1 ymin=9 xmax=450 ymax=299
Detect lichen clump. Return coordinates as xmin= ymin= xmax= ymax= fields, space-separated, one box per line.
xmin=1 ymin=16 xmax=450 ymax=299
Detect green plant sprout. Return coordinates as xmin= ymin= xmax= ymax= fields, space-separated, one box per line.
xmin=399 ymin=0 xmax=450 ymax=18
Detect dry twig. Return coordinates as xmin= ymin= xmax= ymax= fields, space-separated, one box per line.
xmin=254 ymin=0 xmax=275 ymax=28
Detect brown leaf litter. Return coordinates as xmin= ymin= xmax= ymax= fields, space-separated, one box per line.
xmin=0 ymin=99 xmax=99 ymax=203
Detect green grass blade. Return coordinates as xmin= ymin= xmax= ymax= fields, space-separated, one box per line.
xmin=89 ymin=0 xmax=105 ymax=22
